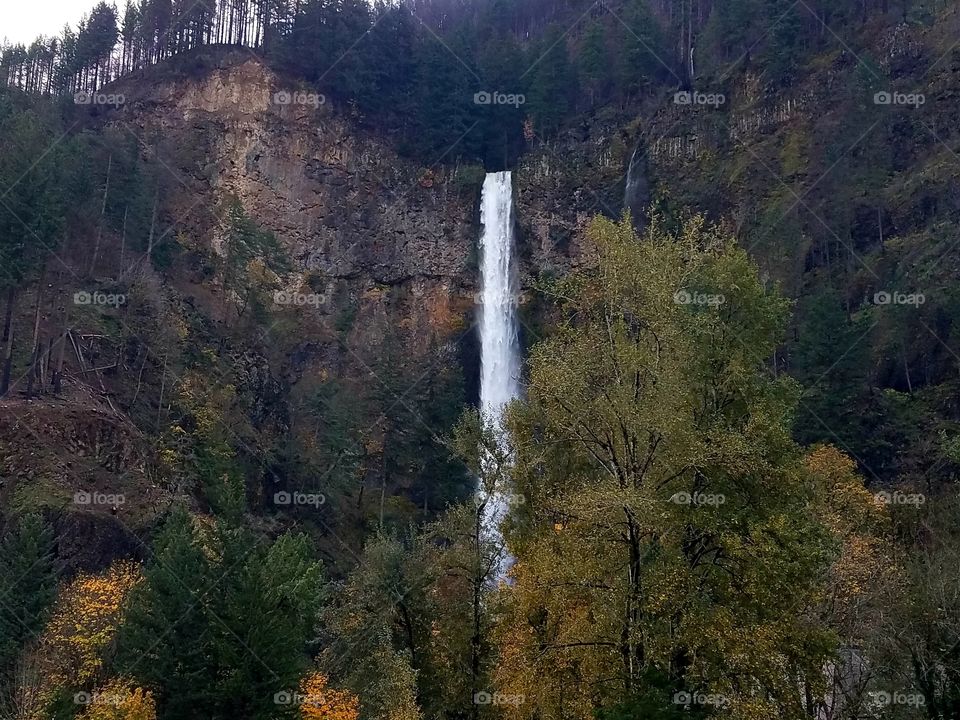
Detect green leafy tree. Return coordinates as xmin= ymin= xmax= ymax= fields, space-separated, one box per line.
xmin=320 ymin=534 xmax=428 ymax=720
xmin=493 ymin=215 xmax=838 ymax=719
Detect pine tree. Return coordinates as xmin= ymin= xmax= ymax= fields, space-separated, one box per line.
xmin=0 ymin=514 xmax=56 ymax=686
xmin=790 ymin=288 xmax=882 ymax=470
xmin=0 ymin=106 xmax=67 ymax=396
xmin=116 ymin=509 xmax=323 ymax=720
xmin=764 ymin=0 xmax=804 ymax=84
xmin=77 ymin=2 xmax=119 ymax=89
xmin=113 ymin=508 xmax=215 ymax=719
xmin=525 ymin=24 xmax=575 ymax=138
xmin=477 ymin=32 xmax=525 ymax=167
xmin=618 ymin=0 xmax=668 ymax=98
xmin=414 ymin=33 xmax=482 ymax=160
xmin=209 ymin=525 xmax=323 ymax=719
xmin=579 ymin=20 xmax=608 ymax=107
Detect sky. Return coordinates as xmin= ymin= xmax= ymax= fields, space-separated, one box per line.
xmin=2 ymin=0 xmax=103 ymax=45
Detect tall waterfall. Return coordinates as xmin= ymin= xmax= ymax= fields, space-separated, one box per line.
xmin=477 ymin=171 xmax=520 ymax=570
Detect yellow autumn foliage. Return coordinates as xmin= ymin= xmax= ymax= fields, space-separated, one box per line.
xmin=38 ymin=560 xmax=143 ymax=687
xmin=76 ymin=678 xmax=157 ymax=720
xmin=299 ymin=672 xmax=359 ymax=720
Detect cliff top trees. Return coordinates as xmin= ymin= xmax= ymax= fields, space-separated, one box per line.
xmin=525 ymin=24 xmax=575 ymax=138
xmin=0 ymin=102 xmax=67 ymax=286
xmin=77 ymin=2 xmax=120 ymax=87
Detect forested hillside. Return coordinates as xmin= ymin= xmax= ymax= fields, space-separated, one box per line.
xmin=1 ymin=0 xmax=959 ymax=719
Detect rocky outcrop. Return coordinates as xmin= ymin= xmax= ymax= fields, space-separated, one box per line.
xmin=116 ymin=57 xmax=479 ymax=295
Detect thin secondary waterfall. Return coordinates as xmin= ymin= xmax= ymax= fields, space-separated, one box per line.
xmin=623 ymin=143 xmax=649 ymax=229
xmin=477 ymin=170 xmax=520 ymax=572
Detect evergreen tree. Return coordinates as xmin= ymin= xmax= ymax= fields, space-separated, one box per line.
xmin=579 ymin=20 xmax=609 ymax=107
xmin=121 ymin=0 xmax=143 ymax=73
xmin=77 ymin=2 xmax=119 ymax=89
xmin=116 ymin=509 xmax=323 ymax=720
xmin=0 ymin=105 xmax=67 ymax=396
xmin=525 ymin=24 xmax=575 ymax=138
xmin=357 ymin=3 xmax=419 ymax=131
xmin=477 ymin=32 xmax=525 ymax=167
xmin=114 ymin=507 xmax=216 ymax=719
xmin=0 ymin=514 xmax=56 ymax=686
xmin=414 ymin=33 xmax=481 ymax=160
xmin=618 ymin=0 xmax=668 ymax=97
xmin=763 ymin=0 xmax=805 ymax=84
xmin=210 ymin=525 xmax=323 ymax=719
xmin=789 ymin=289 xmax=891 ymax=473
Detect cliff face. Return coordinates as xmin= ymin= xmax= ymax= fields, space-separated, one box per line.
xmin=118 ymin=56 xmax=482 ymax=318
xmin=2 ymin=56 xmax=504 ymax=569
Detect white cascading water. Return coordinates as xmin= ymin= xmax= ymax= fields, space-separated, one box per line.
xmin=477 ymin=170 xmax=521 ymax=574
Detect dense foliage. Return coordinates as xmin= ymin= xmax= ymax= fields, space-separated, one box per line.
xmin=1 ymin=0 xmax=960 ymax=719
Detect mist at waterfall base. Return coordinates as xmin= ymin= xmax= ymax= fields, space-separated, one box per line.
xmin=476 ymin=170 xmax=521 ymax=579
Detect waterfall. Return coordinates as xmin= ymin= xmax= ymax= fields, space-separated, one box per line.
xmin=477 ymin=170 xmax=520 ymax=574
xmin=623 ymin=143 xmax=649 ymax=229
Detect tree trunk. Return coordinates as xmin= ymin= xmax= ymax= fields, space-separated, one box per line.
xmin=1 ymin=288 xmax=17 ymax=397
xmin=2 ymin=285 xmax=15 ymax=343
xmin=53 ymin=296 xmax=70 ymax=394
xmin=156 ymin=353 xmax=168 ymax=429
xmin=25 ymin=271 xmax=46 ymax=398
xmin=145 ymin=187 xmax=160 ymax=263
